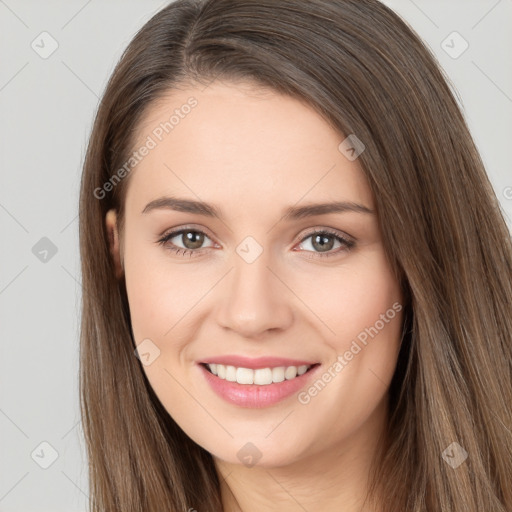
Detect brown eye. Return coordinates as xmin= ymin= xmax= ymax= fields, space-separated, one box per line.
xmin=157 ymin=228 xmax=215 ymax=257
xmin=296 ymin=229 xmax=355 ymax=258
xmin=310 ymin=233 xmax=336 ymax=252
xmin=179 ymin=230 xmax=205 ymax=250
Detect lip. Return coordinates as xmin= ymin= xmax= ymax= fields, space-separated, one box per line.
xmin=198 ymin=361 xmax=321 ymax=409
xmin=199 ymin=355 xmax=317 ymax=369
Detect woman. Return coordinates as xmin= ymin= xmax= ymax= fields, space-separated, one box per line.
xmin=78 ymin=0 xmax=512 ymax=510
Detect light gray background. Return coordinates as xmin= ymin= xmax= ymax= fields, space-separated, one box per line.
xmin=1 ymin=1 xmax=511 ymax=510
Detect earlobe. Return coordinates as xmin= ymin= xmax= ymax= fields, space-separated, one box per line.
xmin=105 ymin=209 xmax=124 ymax=279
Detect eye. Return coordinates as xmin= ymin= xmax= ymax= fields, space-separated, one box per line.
xmin=156 ymin=226 xmax=355 ymax=258
xmin=156 ymin=227 xmax=215 ymax=257
xmin=295 ymin=228 xmax=355 ymax=258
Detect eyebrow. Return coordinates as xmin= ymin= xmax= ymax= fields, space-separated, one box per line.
xmin=141 ymin=196 xmax=375 ymax=220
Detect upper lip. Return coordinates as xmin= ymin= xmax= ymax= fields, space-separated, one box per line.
xmin=199 ymin=355 xmax=318 ymax=369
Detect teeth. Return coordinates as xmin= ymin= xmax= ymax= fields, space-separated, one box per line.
xmin=206 ymin=363 xmax=312 ymax=385
xmin=284 ymin=366 xmax=297 ymax=379
xmin=225 ymin=365 xmax=237 ymax=382
xmin=217 ymin=364 xmax=226 ymax=379
xmin=254 ymin=368 xmax=272 ymax=385
xmin=237 ymin=367 xmax=254 ymax=384
xmin=272 ymin=366 xmax=285 ymax=383
xmin=297 ymin=365 xmax=308 ymax=376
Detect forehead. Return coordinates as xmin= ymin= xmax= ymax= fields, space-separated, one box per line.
xmin=125 ymin=80 xmax=373 ymax=216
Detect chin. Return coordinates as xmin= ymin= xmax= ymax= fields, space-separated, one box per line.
xmin=206 ymin=436 xmax=307 ymax=470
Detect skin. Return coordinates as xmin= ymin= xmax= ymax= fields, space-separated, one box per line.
xmin=106 ymin=80 xmax=404 ymax=511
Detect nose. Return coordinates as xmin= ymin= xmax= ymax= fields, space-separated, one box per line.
xmin=215 ymin=250 xmax=294 ymax=339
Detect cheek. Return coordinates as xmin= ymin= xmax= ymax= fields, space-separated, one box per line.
xmin=331 ymin=267 xmax=402 ymax=352
xmin=122 ymin=241 xmax=197 ymax=412
xmin=294 ymin=251 xmax=404 ymax=431
xmin=291 ymin=249 xmax=403 ymax=353
xmin=123 ymin=231 xmax=189 ymax=343
xmin=290 ymin=249 xmax=404 ymax=413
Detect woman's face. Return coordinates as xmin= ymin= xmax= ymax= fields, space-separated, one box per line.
xmin=107 ymin=80 xmax=404 ymax=468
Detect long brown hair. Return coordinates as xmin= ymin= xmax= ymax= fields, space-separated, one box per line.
xmin=78 ymin=0 xmax=512 ymax=510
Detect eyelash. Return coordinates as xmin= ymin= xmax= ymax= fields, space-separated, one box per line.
xmin=156 ymin=226 xmax=356 ymax=259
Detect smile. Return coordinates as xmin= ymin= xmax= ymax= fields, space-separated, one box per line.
xmin=203 ymin=363 xmax=313 ymax=385
xmin=198 ymin=361 xmax=321 ymax=408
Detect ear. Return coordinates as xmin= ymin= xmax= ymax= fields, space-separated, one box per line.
xmin=105 ymin=209 xmax=124 ymax=279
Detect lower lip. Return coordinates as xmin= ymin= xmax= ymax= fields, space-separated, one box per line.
xmin=198 ymin=363 xmax=320 ymax=408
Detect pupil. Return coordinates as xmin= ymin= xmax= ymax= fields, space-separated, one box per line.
xmin=312 ymin=234 xmax=334 ymax=252
xmin=184 ymin=231 xmax=204 ymax=249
